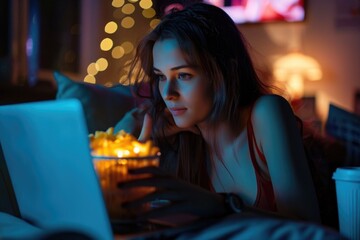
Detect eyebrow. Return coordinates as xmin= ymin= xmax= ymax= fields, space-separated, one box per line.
xmin=153 ymin=64 xmax=197 ymax=72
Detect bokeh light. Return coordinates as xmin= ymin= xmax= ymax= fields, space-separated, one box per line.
xmin=121 ymin=41 xmax=134 ymax=54
xmin=105 ymin=21 xmax=118 ymax=34
xmin=139 ymin=0 xmax=152 ymax=9
xmin=112 ymin=46 xmax=125 ymax=59
xmin=150 ymin=18 xmax=160 ymax=29
xmin=142 ymin=8 xmax=156 ymax=18
xmin=87 ymin=62 xmax=98 ymax=75
xmin=122 ymin=3 xmax=135 ymax=15
xmin=100 ymin=38 xmax=113 ymax=51
xmin=85 ymin=0 xmax=157 ymax=84
xmin=84 ymin=74 xmax=96 ymax=84
xmin=96 ymin=58 xmax=108 ymax=71
xmin=121 ymin=16 xmax=135 ymax=29
xmin=112 ymin=0 xmax=125 ymax=8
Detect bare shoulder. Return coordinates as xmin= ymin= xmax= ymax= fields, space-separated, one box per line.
xmin=251 ymin=94 xmax=294 ymax=125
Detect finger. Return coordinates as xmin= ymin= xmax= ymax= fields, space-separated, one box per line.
xmin=138 ymin=113 xmax=153 ymax=142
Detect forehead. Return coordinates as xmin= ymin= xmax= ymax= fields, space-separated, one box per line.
xmin=152 ymin=39 xmax=187 ymax=71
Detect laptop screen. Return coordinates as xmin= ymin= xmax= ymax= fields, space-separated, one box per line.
xmin=0 ymin=99 xmax=112 ymax=239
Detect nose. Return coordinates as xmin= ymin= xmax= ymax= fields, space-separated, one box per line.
xmin=161 ymin=79 xmax=179 ymax=101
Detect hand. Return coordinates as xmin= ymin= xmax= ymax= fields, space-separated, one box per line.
xmin=117 ymin=166 xmax=227 ymax=221
xmin=114 ymin=101 xmax=152 ymax=138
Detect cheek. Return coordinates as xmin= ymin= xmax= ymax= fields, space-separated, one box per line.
xmin=189 ymin=86 xmax=212 ymax=111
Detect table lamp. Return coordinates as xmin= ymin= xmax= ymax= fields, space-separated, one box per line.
xmin=273 ymin=52 xmax=322 ymax=100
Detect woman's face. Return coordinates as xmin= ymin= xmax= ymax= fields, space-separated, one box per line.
xmin=153 ymin=38 xmax=213 ymax=129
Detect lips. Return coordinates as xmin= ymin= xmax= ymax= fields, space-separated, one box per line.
xmin=169 ymin=107 xmax=187 ymax=116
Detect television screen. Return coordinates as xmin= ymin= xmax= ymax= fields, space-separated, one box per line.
xmin=203 ymin=0 xmax=306 ymax=24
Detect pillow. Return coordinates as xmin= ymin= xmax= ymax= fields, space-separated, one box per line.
xmin=325 ymin=104 xmax=360 ymax=166
xmin=54 ymin=71 xmax=139 ymax=134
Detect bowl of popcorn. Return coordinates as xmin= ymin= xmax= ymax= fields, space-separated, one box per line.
xmin=89 ymin=127 xmax=160 ymax=222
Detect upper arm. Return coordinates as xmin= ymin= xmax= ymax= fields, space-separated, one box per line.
xmin=251 ymin=95 xmax=320 ymax=222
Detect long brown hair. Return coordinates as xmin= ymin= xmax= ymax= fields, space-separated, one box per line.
xmin=127 ymin=3 xmax=271 ymax=189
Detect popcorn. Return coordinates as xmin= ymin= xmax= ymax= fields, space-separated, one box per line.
xmin=89 ymin=127 xmax=160 ymax=157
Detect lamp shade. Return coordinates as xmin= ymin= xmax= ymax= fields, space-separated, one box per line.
xmin=273 ymin=52 xmax=322 ymax=82
xmin=273 ymin=52 xmax=322 ymax=99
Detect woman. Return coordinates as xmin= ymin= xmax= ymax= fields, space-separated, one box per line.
xmin=119 ymin=2 xmax=321 ymax=224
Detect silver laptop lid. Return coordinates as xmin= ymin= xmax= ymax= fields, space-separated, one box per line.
xmin=0 ymin=99 xmax=112 ymax=239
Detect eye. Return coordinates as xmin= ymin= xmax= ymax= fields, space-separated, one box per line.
xmin=177 ymin=73 xmax=192 ymax=81
xmin=155 ymin=73 xmax=166 ymax=82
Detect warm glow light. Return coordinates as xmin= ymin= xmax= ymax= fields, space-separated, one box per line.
xmin=96 ymin=58 xmax=108 ymax=71
xmin=84 ymin=74 xmax=96 ymax=84
xmin=112 ymin=46 xmax=125 ymax=59
xmin=100 ymin=38 xmax=113 ymax=51
xmin=85 ymin=0 xmax=157 ymax=86
xmin=105 ymin=21 xmax=118 ymax=34
xmin=142 ymin=8 xmax=156 ymax=18
xmin=112 ymin=0 xmax=125 ymax=8
xmin=287 ymin=74 xmax=304 ymax=100
xmin=121 ymin=41 xmax=134 ymax=54
xmin=274 ymin=52 xmax=322 ymax=81
xmin=122 ymin=3 xmax=135 ymax=15
xmin=133 ymin=146 xmax=140 ymax=154
xmin=121 ymin=16 xmax=135 ymax=28
xmin=87 ymin=63 xmax=98 ymax=75
xmin=150 ymin=19 xmax=160 ymax=29
xmin=139 ymin=0 xmax=153 ymax=9
xmin=273 ymin=52 xmax=322 ymax=99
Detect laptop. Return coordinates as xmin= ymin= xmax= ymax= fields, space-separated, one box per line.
xmin=0 ymin=99 xmax=113 ymax=239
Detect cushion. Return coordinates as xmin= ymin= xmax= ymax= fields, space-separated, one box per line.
xmin=54 ymin=71 xmax=139 ymax=134
xmin=325 ymin=104 xmax=360 ymax=166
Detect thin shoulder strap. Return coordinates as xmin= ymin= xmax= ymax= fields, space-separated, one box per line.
xmin=246 ymin=106 xmax=268 ymax=179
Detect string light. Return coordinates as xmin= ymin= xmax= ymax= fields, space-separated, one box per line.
xmin=122 ymin=3 xmax=136 ymax=14
xmin=100 ymin=38 xmax=113 ymax=51
xmin=142 ymin=8 xmax=156 ymax=18
xmin=139 ymin=0 xmax=152 ymax=9
xmin=121 ymin=41 xmax=134 ymax=54
xmin=84 ymin=0 xmax=158 ymax=84
xmin=112 ymin=0 xmax=125 ymax=8
xmin=121 ymin=16 xmax=135 ymax=28
xmin=87 ymin=63 xmax=98 ymax=75
xmin=104 ymin=21 xmax=118 ymax=34
xmin=112 ymin=46 xmax=125 ymax=59
xmin=96 ymin=58 xmax=108 ymax=71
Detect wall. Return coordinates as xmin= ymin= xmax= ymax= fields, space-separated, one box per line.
xmin=79 ymin=0 xmax=360 ymax=121
xmin=239 ymin=0 xmax=360 ymax=121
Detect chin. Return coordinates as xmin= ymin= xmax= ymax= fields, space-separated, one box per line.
xmin=173 ymin=119 xmax=193 ymax=129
